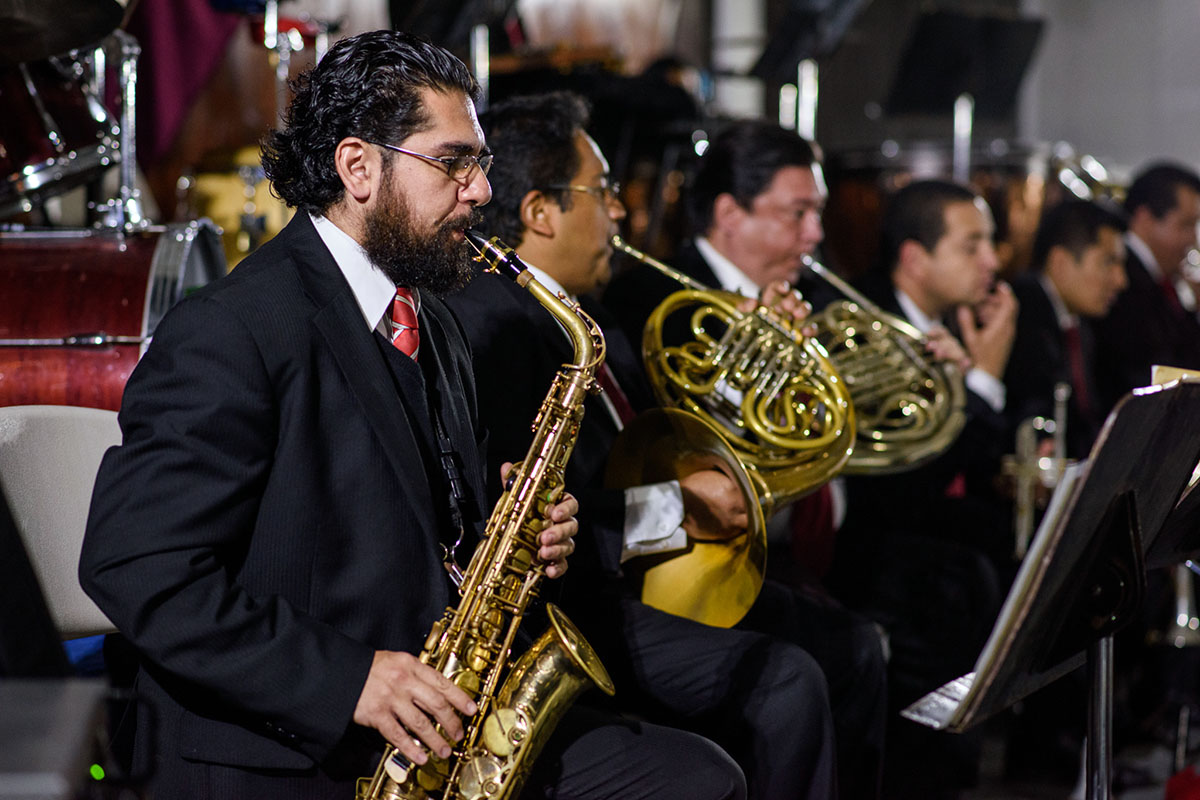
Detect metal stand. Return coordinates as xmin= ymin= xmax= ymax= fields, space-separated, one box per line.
xmin=1087 ymin=634 xmax=1114 ymax=800
xmin=92 ymin=30 xmax=149 ymax=231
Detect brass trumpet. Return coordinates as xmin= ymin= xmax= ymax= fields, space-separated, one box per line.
xmin=606 ymin=236 xmax=855 ymax=627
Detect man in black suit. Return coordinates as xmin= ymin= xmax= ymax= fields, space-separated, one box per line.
xmin=828 ymin=179 xmax=1020 ymax=797
xmin=1095 ymin=162 xmax=1200 ymax=410
xmin=1005 ymin=199 xmax=1128 ymax=459
xmin=79 ymin=32 xmax=746 ymax=800
xmin=451 ymin=92 xmax=902 ymax=800
xmin=839 ymin=180 xmax=1017 ymax=560
xmin=1000 ymin=199 xmax=1129 ymax=783
xmin=448 ymin=93 xmax=890 ymax=800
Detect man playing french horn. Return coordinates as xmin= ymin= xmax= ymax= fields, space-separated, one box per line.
xmin=79 ymin=32 xmax=746 ymax=800
xmin=448 ymin=93 xmax=891 ymax=800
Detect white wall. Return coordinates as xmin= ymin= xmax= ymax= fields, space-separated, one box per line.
xmin=1019 ymin=0 xmax=1200 ymax=180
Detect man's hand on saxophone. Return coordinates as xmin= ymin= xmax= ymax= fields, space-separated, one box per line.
xmin=535 ymin=490 xmax=579 ymax=579
xmin=352 ymin=462 xmax=579 ymax=768
xmin=500 ymin=461 xmax=580 ymax=579
xmin=353 ymin=652 xmax=478 ymax=766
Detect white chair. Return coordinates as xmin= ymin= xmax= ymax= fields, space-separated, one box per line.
xmin=0 ymin=405 xmax=120 ymax=639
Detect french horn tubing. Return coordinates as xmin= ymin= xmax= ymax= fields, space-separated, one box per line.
xmin=802 ymin=256 xmax=967 ymax=473
xmin=605 ymin=236 xmax=856 ymax=627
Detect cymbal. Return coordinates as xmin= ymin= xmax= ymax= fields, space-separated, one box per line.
xmin=0 ymin=0 xmax=124 ymax=66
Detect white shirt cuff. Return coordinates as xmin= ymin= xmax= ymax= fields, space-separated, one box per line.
xmin=966 ymin=366 xmax=1006 ymax=412
xmin=620 ymin=481 xmax=688 ymax=563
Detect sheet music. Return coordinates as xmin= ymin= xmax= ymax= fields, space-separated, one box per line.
xmin=902 ymin=461 xmax=1085 ymax=730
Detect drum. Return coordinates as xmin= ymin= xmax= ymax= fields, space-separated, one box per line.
xmin=0 ymin=220 xmax=226 ymax=410
xmin=0 ymin=55 xmax=121 ymax=218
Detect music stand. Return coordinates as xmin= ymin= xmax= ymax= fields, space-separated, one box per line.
xmin=883 ymin=10 xmax=1044 ymax=121
xmin=902 ymin=379 xmax=1200 ymax=799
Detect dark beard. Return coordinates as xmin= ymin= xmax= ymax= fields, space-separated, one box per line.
xmin=361 ymin=185 xmax=483 ymax=296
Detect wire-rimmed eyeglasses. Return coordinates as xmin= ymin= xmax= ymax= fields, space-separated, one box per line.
xmin=542 ymin=180 xmax=623 ymax=203
xmin=367 ymin=141 xmax=493 ymax=181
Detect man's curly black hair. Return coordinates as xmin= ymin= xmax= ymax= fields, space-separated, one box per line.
xmin=261 ymin=30 xmax=479 ymax=216
xmin=477 ymin=91 xmax=591 ymax=246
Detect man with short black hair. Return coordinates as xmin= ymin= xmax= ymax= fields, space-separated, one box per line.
xmin=1006 ymin=199 xmax=1128 ymax=458
xmin=448 ymin=91 xmax=844 ymax=800
xmin=1095 ymin=161 xmax=1200 ymax=409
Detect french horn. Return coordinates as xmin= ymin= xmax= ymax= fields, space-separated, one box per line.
xmin=606 ymin=236 xmax=856 ymax=627
xmin=803 ymin=256 xmax=967 ymax=473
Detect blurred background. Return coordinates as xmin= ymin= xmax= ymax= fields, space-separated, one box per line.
xmin=5 ymin=0 xmax=1198 ymax=277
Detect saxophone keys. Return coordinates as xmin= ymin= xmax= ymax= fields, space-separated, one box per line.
xmin=457 ymin=753 xmax=505 ymax=799
xmin=482 ymin=706 xmax=529 ymax=758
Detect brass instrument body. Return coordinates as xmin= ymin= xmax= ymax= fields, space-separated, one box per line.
xmin=608 ymin=236 xmax=855 ymax=626
xmin=803 ymin=256 xmax=967 ymax=473
xmin=1000 ymin=383 xmax=1076 ymax=559
xmin=358 ymin=234 xmax=614 ymax=800
xmin=614 ymin=236 xmax=855 ymax=494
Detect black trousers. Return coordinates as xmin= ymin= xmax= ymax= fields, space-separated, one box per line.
xmin=130 ymin=696 xmax=745 ymax=800
xmin=739 ymin=578 xmax=888 ymax=800
xmin=576 ymin=594 xmax=839 ymax=800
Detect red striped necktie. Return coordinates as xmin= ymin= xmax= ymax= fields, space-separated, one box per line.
xmin=390 ymin=287 xmax=420 ymax=361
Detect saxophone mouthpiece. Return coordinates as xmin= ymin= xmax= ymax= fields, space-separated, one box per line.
xmin=465 ymin=230 xmax=528 ymax=283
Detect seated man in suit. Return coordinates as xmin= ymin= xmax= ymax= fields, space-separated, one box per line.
xmin=78 ymin=32 xmax=747 ymax=800
xmin=1095 ymin=162 xmax=1200 ymax=409
xmin=830 ymin=179 xmax=1020 ymax=797
xmin=1000 ymin=198 xmax=1129 ymax=784
xmin=1005 ymin=199 xmax=1128 ymax=460
xmin=841 ymin=179 xmax=1018 ymax=559
xmin=447 ymin=91 xmax=888 ymax=800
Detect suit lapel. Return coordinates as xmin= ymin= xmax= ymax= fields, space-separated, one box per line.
xmin=284 ymin=215 xmax=438 ymax=532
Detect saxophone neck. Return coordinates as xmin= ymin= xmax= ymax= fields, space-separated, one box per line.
xmin=467 ymin=231 xmax=605 ymax=375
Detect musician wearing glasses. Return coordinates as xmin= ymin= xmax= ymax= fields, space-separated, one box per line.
xmin=447 ymin=91 xmax=897 ymax=800
xmin=78 ymin=33 xmax=743 ymax=800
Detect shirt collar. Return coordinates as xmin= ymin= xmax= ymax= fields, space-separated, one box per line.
xmin=523 ymin=262 xmax=573 ymax=303
xmin=894 ymin=288 xmax=939 ymax=334
xmin=310 ymin=212 xmax=420 ymax=333
xmin=1038 ymin=273 xmax=1078 ymax=330
xmin=695 ymin=236 xmax=761 ymax=297
xmin=1125 ymin=231 xmax=1161 ymax=280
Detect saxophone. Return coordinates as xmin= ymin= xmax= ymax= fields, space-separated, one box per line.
xmin=356 ymin=233 xmax=615 ymax=800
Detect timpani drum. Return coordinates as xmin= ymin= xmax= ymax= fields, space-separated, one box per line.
xmin=0 ymin=220 xmax=226 ymax=410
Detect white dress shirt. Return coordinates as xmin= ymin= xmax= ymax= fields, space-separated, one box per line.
xmin=310 ymin=212 xmax=421 ymax=336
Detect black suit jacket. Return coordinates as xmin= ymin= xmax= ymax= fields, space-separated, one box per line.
xmin=1004 ymin=275 xmax=1103 ymax=459
xmin=836 ymin=279 xmax=1010 ymax=559
xmin=1094 ymin=247 xmax=1200 ymax=411
xmin=79 ymin=213 xmax=489 ymax=780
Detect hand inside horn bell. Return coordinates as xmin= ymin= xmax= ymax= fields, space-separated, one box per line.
xmin=678 ymin=454 xmax=749 ymax=542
